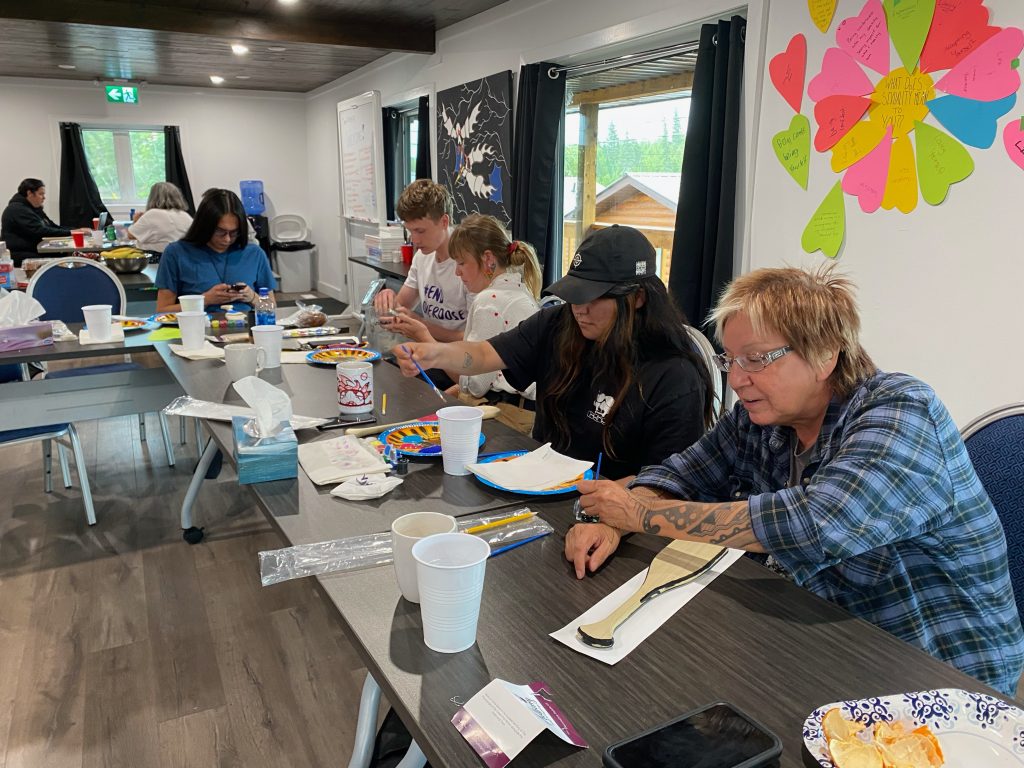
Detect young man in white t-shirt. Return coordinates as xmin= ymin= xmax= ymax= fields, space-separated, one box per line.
xmin=373 ymin=180 xmax=468 ymax=342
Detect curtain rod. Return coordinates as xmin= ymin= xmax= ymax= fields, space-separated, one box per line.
xmin=547 ymin=40 xmax=701 ymax=80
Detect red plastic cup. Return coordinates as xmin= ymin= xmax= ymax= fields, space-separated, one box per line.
xmin=71 ymin=231 xmax=85 ymax=248
xmin=401 ymin=243 xmax=414 ymax=266
xmin=91 ymin=217 xmax=100 ymax=230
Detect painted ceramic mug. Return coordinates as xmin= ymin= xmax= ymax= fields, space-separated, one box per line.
xmin=337 ymin=361 xmax=373 ymax=414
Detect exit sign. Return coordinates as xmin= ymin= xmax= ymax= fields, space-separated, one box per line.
xmin=105 ymin=85 xmax=138 ymax=104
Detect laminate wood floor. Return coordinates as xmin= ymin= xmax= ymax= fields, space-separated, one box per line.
xmin=0 ymin=414 xmax=370 ymax=768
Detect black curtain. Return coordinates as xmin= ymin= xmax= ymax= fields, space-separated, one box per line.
xmin=510 ymin=62 xmax=566 ymax=286
xmin=668 ymin=16 xmax=746 ymax=336
xmin=382 ymin=107 xmax=400 ymax=221
xmin=415 ymin=95 xmax=432 ymax=180
xmin=58 ymin=122 xmax=107 ymax=227
xmin=164 ymin=126 xmax=196 ymax=214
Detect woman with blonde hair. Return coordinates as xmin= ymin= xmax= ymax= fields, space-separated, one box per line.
xmin=128 ymin=181 xmax=192 ymax=253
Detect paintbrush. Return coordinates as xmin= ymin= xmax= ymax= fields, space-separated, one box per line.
xmin=401 ymin=345 xmax=446 ymax=401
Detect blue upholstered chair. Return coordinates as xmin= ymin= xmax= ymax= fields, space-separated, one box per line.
xmin=961 ymin=403 xmax=1024 ymax=620
xmin=0 ymin=365 xmax=95 ymax=524
xmin=26 ymin=256 xmax=176 ymax=466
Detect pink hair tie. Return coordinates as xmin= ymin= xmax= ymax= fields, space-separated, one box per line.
xmin=507 ymin=240 xmax=519 ymax=255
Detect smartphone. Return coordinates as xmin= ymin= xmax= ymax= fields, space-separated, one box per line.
xmin=317 ymin=414 xmax=377 ymax=431
xmin=603 ymin=702 xmax=782 ymax=768
xmin=230 ymin=282 xmax=248 ymax=292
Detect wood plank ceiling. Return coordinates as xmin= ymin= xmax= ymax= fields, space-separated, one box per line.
xmin=0 ymin=0 xmax=507 ymax=93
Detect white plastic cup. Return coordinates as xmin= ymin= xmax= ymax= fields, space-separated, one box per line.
xmin=391 ymin=512 xmax=458 ymax=603
xmin=90 ymin=230 xmax=104 ymax=247
xmin=337 ymin=361 xmax=374 ymax=414
xmin=224 ymin=343 xmax=266 ymax=382
xmin=178 ymin=294 xmax=205 ymax=313
xmin=250 ymin=324 xmax=283 ymax=368
xmin=412 ymin=532 xmax=490 ymax=653
xmin=437 ymin=406 xmax=483 ymax=476
xmin=176 ymin=310 xmax=207 ymax=351
xmin=81 ymin=304 xmax=112 ymax=341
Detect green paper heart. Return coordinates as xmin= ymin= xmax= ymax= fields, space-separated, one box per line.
xmin=772 ymin=114 xmax=811 ymax=189
xmin=915 ymin=121 xmax=975 ymax=206
xmin=802 ymin=182 xmax=846 ymax=259
xmin=884 ymin=0 xmax=935 ymax=72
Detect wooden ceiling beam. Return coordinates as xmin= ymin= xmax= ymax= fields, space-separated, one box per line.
xmin=0 ymin=1 xmax=435 ymax=53
xmin=570 ymin=72 xmax=694 ymax=107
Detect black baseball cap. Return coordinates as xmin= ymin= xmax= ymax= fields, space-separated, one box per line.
xmin=544 ymin=225 xmax=657 ymax=305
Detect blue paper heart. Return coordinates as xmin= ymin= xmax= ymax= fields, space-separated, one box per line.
xmin=926 ymin=93 xmax=1017 ymax=149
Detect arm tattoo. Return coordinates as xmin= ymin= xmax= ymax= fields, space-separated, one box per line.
xmin=638 ymin=499 xmax=763 ymax=551
xmin=462 ymin=352 xmax=473 ymax=370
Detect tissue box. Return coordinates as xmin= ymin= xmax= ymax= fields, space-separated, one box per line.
xmin=0 ymin=321 xmax=54 ymax=352
xmin=231 ymin=416 xmax=298 ymax=485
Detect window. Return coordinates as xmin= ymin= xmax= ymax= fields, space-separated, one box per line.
xmin=82 ymin=127 xmax=166 ymax=205
xmin=397 ymin=108 xmax=420 ymax=187
xmin=561 ymin=67 xmax=693 ymax=284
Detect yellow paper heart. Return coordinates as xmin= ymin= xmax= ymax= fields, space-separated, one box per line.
xmin=882 ymin=134 xmax=918 ymax=213
xmin=808 ymin=0 xmax=838 ymax=33
xmin=831 ymin=119 xmax=887 ymax=172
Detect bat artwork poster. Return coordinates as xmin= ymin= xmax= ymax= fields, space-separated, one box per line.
xmin=436 ymin=71 xmax=514 ymax=226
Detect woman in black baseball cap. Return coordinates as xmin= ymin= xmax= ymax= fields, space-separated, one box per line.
xmin=396 ymin=225 xmax=717 ymax=479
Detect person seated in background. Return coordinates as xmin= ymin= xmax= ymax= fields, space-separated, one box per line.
xmin=568 ymin=265 xmax=1024 ymax=696
xmin=385 ymin=213 xmax=542 ymax=435
xmin=127 ymin=181 xmax=192 ymax=253
xmin=1 ymin=178 xmax=75 ymax=266
xmin=372 ymin=180 xmax=469 ymax=343
xmin=155 ymin=189 xmax=275 ymax=312
xmin=396 ymin=225 xmax=716 ymax=479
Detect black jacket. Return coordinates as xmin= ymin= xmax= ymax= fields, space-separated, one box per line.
xmin=1 ymin=193 xmax=70 ymax=263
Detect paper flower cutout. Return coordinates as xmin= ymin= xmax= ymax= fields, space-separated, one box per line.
xmin=807 ymin=0 xmax=1022 ymax=224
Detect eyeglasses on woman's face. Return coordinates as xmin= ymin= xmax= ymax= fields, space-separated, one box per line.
xmin=213 ymin=227 xmax=240 ymax=240
xmin=714 ymin=345 xmax=792 ymax=373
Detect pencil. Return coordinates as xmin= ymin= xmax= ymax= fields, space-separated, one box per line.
xmin=401 ymin=345 xmax=446 ymax=401
xmin=465 ymin=510 xmax=536 ymax=535
xmin=489 ymin=531 xmax=550 ymax=557
xmin=382 ymin=393 xmax=387 ymax=416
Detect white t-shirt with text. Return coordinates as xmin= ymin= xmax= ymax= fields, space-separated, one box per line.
xmin=402 ymin=249 xmax=470 ymax=331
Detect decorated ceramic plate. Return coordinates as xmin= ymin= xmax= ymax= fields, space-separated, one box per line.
xmin=470 ymin=450 xmax=594 ymax=495
xmin=802 ymin=688 xmax=1024 ymax=767
xmin=306 ymin=348 xmax=381 ymax=365
xmin=281 ymin=327 xmax=341 ymax=338
xmin=379 ymin=421 xmax=485 ymax=457
xmin=117 ymin=317 xmax=158 ymax=332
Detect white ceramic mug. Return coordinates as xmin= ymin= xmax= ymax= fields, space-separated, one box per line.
xmin=81 ymin=304 xmax=113 ymax=341
xmin=337 ymin=361 xmax=374 ymax=414
xmin=224 ymin=343 xmax=266 ymax=382
xmin=178 ymin=294 xmax=205 ymax=313
xmin=391 ymin=512 xmax=458 ymax=603
xmin=250 ymin=324 xmax=283 ymax=368
xmin=176 ymin=310 xmax=207 ymax=351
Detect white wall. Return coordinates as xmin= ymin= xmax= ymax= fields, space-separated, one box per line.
xmin=747 ymin=0 xmax=1023 ymax=424
xmin=0 ymin=77 xmax=309 ymax=223
xmin=304 ymin=0 xmax=765 ymax=301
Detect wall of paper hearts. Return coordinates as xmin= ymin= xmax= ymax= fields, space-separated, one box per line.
xmin=766 ymin=0 xmax=1023 ymax=258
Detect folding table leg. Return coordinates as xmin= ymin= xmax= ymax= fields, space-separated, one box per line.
xmin=57 ymin=442 xmax=71 ymax=488
xmin=158 ymin=411 xmax=175 ymax=467
xmin=395 ymin=742 xmax=427 ymax=768
xmin=42 ymin=439 xmax=53 ymax=493
xmin=181 ymin=437 xmax=217 ymax=544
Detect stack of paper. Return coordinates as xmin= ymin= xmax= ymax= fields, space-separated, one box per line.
xmin=298 ymin=435 xmax=389 ymax=485
xmin=466 ymin=444 xmax=592 ymax=492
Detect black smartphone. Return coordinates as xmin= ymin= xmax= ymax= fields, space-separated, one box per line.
xmin=603 ymin=702 xmax=782 ymax=768
xmin=317 ymin=414 xmax=377 ymax=431
xmin=230 ymin=281 xmax=248 ymax=292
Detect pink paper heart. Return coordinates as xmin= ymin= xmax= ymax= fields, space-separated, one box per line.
xmin=814 ymin=95 xmax=873 ymax=151
xmin=936 ymin=27 xmax=1024 ymax=102
xmin=809 ymin=48 xmax=876 ymax=102
xmin=1004 ymin=120 xmax=1024 ymax=172
xmin=770 ymin=34 xmax=808 ymax=113
xmin=836 ymin=0 xmax=890 ymax=75
xmin=842 ymin=126 xmax=893 ymax=213
xmin=920 ymin=0 xmax=1000 ymax=74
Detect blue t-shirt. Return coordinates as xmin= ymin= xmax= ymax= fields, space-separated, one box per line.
xmin=156 ymin=240 xmax=276 ymax=310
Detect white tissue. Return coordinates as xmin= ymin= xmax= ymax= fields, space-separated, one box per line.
xmin=232 ymin=376 xmax=293 ymax=437
xmin=0 ymin=291 xmax=46 ymax=328
xmin=330 ymin=475 xmax=403 ymax=500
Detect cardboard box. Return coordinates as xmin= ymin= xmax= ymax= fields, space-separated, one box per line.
xmin=231 ymin=416 xmax=298 ymax=485
xmin=0 ymin=321 xmax=54 ymax=352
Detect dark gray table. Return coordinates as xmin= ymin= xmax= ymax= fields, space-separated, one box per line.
xmin=350 ymin=256 xmax=411 ymax=282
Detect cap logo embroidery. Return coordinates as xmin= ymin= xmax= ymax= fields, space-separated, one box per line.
xmin=572 ymin=253 xmax=582 ymax=269
xmin=635 ymin=260 xmax=646 ymax=276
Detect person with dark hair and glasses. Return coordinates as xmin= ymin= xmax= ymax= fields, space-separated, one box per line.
xmin=395 ymin=225 xmax=717 ymax=480
xmin=1 ymin=178 xmax=79 ymax=266
xmin=155 ymin=188 xmax=275 ymax=312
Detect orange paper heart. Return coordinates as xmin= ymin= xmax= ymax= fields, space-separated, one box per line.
xmin=770 ymin=34 xmax=808 ymax=114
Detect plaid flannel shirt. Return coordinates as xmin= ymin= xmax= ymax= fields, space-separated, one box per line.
xmin=634 ymin=371 xmax=1024 ymax=696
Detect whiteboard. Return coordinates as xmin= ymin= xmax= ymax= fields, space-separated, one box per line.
xmin=337 ymin=91 xmax=386 ymax=223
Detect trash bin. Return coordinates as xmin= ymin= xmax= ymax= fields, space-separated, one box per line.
xmin=270 ymin=214 xmax=315 ymax=293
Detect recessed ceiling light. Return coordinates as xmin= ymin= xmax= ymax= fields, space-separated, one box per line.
xmin=231 ymin=43 xmax=249 ymax=55
xmin=267 ymin=45 xmax=287 ymax=52
xmin=210 ymin=75 xmax=225 ymax=84
xmin=278 ymin=0 xmax=299 ymax=5
xmin=235 ymin=75 xmax=251 ymax=80
xmin=58 ymin=64 xmax=77 ymax=70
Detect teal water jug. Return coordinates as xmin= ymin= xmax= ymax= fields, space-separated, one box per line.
xmin=239 ymin=180 xmax=265 ymax=215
